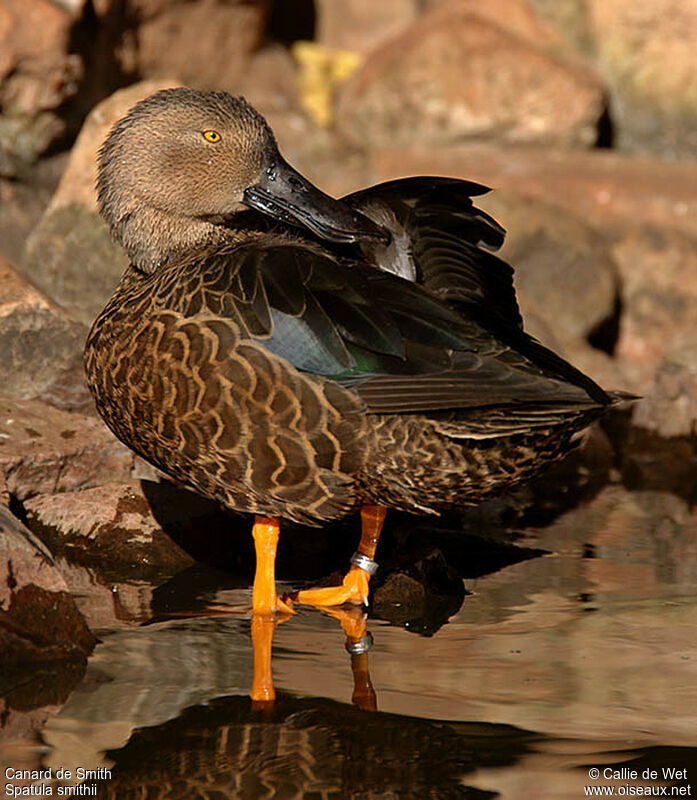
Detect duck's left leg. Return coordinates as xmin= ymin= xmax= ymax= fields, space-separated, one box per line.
xmin=252 ymin=515 xmax=295 ymax=615
xmin=291 ymin=505 xmax=387 ymax=607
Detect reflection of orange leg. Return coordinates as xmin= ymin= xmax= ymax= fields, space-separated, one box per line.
xmin=250 ymin=613 xmax=280 ymax=706
xmin=252 ymin=516 xmax=294 ymax=615
xmin=292 ymin=506 xmax=387 ymax=607
xmin=343 ymin=610 xmax=377 ymax=711
xmin=323 ymin=606 xmax=377 ymax=710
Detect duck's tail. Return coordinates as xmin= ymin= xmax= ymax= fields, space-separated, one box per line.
xmin=608 ymin=390 xmax=641 ymax=406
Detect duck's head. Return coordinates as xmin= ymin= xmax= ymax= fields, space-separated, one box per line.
xmin=97 ymin=88 xmax=387 ymax=272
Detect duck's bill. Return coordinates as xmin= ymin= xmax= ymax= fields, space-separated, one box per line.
xmin=243 ymin=159 xmax=389 ymax=245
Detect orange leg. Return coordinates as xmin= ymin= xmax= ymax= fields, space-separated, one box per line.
xmin=292 ymin=505 xmax=387 ymax=607
xmin=252 ymin=515 xmax=294 ymax=615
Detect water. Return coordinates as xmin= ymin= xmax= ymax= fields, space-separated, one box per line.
xmin=2 ymin=473 xmax=697 ymax=798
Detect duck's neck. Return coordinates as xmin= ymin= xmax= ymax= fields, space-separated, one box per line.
xmin=113 ymin=203 xmax=236 ymax=275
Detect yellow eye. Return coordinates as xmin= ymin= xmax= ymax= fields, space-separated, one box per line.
xmin=203 ymin=130 xmax=221 ymax=143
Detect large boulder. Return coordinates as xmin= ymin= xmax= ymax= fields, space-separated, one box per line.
xmin=0 ymin=255 xmax=86 ymax=401
xmin=315 ymin=0 xmax=419 ymax=54
xmin=370 ymin=143 xmax=697 ymax=240
xmin=481 ymin=191 xmax=619 ymax=353
xmin=132 ymin=0 xmax=268 ymax=90
xmin=24 ymin=481 xmax=195 ymax=581
xmin=0 ymin=396 xmax=152 ymax=502
xmin=336 ymin=0 xmax=605 ymax=149
xmin=588 ymin=0 xmax=697 ymax=158
xmin=0 ymin=505 xmax=95 ymax=665
xmin=0 ymin=0 xmax=82 ymax=166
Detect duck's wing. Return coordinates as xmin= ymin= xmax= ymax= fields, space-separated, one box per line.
xmin=342 ymin=177 xmax=521 ymax=328
xmin=341 ymin=177 xmax=612 ymax=408
xmin=170 ymin=241 xmax=609 ymax=415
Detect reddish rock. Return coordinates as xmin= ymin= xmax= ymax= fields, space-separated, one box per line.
xmin=612 ymin=228 xmax=697 ymax=380
xmin=0 ymin=396 xmax=153 ymax=502
xmin=588 ymin=0 xmax=697 ymax=157
xmin=236 ymin=45 xmax=300 ymax=120
xmin=370 ymin=144 xmax=697 ymax=240
xmin=481 ymin=191 xmax=618 ymax=350
xmin=24 ymin=481 xmax=195 ymax=580
xmin=0 ymin=254 xmax=86 ymax=401
xmin=0 ymin=0 xmax=82 ymax=162
xmin=133 ymin=0 xmax=268 ymax=90
xmin=456 ymin=0 xmax=574 ymax=49
xmin=22 ymin=80 xmax=179 ymax=325
xmin=336 ymin=0 xmax=604 ymax=149
xmin=316 ymin=0 xmax=419 ymax=54
xmin=0 ymin=504 xmax=95 ymax=665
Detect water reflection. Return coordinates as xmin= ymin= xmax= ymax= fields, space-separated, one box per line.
xmin=4 ymin=477 xmax=697 ymax=797
xmin=102 ymin=694 xmax=534 ymax=799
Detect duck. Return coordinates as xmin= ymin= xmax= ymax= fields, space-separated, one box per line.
xmin=85 ymin=87 xmax=622 ymax=630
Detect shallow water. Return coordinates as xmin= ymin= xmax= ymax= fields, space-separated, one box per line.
xmin=3 ymin=478 xmax=697 ymax=798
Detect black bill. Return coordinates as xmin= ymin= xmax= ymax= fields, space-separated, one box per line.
xmin=243 ymin=158 xmax=389 ymax=245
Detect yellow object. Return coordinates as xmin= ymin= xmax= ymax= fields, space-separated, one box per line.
xmin=292 ymin=41 xmax=364 ymax=127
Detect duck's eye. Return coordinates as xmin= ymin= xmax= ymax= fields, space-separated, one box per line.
xmin=202 ymin=130 xmax=221 ymax=143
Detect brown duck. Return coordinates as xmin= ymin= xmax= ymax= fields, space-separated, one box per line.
xmin=85 ymin=88 xmax=621 ymax=635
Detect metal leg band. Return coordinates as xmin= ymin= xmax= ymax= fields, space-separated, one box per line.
xmin=345 ymin=631 xmax=374 ymax=655
xmin=350 ymin=552 xmax=378 ymax=576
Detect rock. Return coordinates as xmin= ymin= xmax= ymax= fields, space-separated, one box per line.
xmin=22 ymin=203 xmax=128 ymax=328
xmin=132 ymin=0 xmax=268 ymax=90
xmin=23 ymin=481 xmax=195 ymax=581
xmin=22 ymin=80 xmax=179 ymax=325
xmin=236 ymin=45 xmax=300 ymax=118
xmin=315 ymin=0 xmax=419 ymax=54
xmin=631 ymin=356 xmax=697 ymax=440
xmin=528 ymin=0 xmax=595 ymax=54
xmin=0 ymin=0 xmax=82 ymax=164
xmin=372 ymin=549 xmax=465 ymax=634
xmin=0 ymin=254 xmax=86 ymax=400
xmin=588 ymin=0 xmax=697 ymax=158
xmin=370 ymin=144 xmax=697 ymax=241
xmin=55 ymin=559 xmax=157 ymax=631
xmin=613 ymin=228 xmax=697 ymax=383
xmin=336 ymin=0 xmax=605 ymax=149
xmin=0 ymin=396 xmax=153 ymax=502
xmin=481 ymin=191 xmax=619 ymax=352
xmin=455 ymin=0 xmax=572 ymax=49
xmin=0 ymin=504 xmax=96 ymax=665
xmin=0 ymin=153 xmax=65 ymax=268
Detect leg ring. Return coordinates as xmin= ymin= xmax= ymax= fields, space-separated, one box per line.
xmin=346 ymin=631 xmax=374 ymax=655
xmin=350 ymin=552 xmax=378 ymax=575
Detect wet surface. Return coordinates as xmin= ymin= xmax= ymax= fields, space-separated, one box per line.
xmin=2 ymin=432 xmax=697 ymax=798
